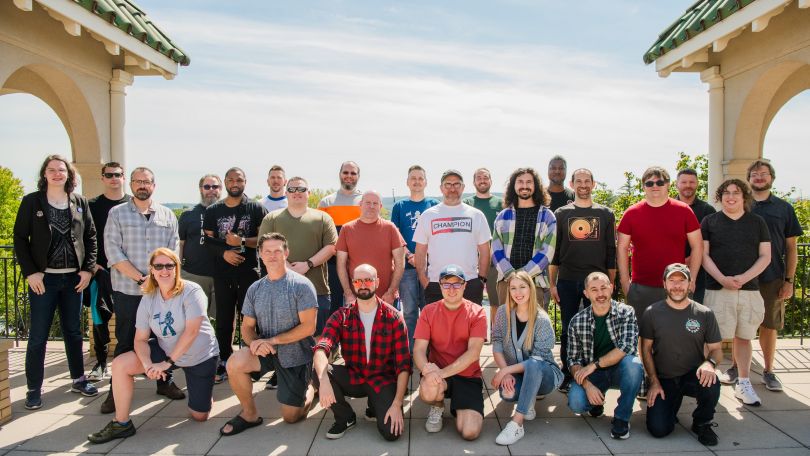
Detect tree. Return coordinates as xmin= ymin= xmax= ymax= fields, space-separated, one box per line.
xmin=0 ymin=167 xmax=24 ymax=244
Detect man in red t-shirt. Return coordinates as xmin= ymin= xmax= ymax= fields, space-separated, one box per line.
xmin=413 ymin=264 xmax=487 ymax=440
xmin=617 ymin=166 xmax=702 ymax=319
xmin=336 ymin=190 xmax=406 ymax=307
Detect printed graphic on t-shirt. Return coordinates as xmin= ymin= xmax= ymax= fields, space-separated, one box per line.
xmin=216 ymin=215 xmax=252 ymax=238
xmin=431 ymin=217 xmax=473 ymax=234
xmin=154 ymin=311 xmax=177 ymax=337
xmin=685 ymin=318 xmax=700 ymax=334
xmin=405 ymin=210 xmax=423 ymax=230
xmin=568 ymin=217 xmax=601 ymax=241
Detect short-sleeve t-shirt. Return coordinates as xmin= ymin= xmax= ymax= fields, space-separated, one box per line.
xmin=617 ymin=199 xmax=700 ymax=287
xmin=679 ymin=197 xmax=716 ymax=258
xmin=549 ymin=188 xmax=575 ymax=212
xmin=336 ymin=218 xmax=406 ymax=298
xmin=701 ymin=211 xmax=770 ymax=290
xmin=261 ymin=195 xmax=288 ymax=213
xmin=257 ymin=208 xmax=338 ymax=296
xmin=318 ymin=191 xmax=362 ymax=229
xmin=413 ymin=299 xmax=487 ymax=378
xmin=88 ymin=194 xmax=130 ymax=268
xmin=135 ymin=281 xmax=219 ymax=367
xmin=202 ymin=196 xmax=267 ymax=277
xmin=390 ymin=198 xmax=440 ymax=269
xmin=178 ymin=204 xmax=214 ymax=276
xmin=752 ymin=194 xmax=804 ymax=282
xmin=462 ymin=195 xmax=503 ymax=230
xmin=412 ymin=203 xmax=492 ymax=282
xmin=241 ymin=271 xmax=318 ymax=368
xmin=639 ymin=300 xmax=721 ymax=379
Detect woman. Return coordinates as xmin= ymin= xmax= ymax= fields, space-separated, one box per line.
xmin=491 ymin=271 xmax=562 ymax=445
xmin=13 ymin=155 xmax=98 ymax=410
xmin=88 ymin=248 xmax=220 ymax=444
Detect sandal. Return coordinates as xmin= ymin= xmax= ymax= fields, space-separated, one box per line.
xmin=220 ymin=415 xmax=264 ymax=436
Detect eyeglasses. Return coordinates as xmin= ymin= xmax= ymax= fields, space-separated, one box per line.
xmin=151 ymin=263 xmax=176 ymax=271
xmin=750 ymin=172 xmax=771 ymax=179
xmin=287 ymin=186 xmax=308 ymax=193
xmin=352 ymin=278 xmax=375 ymax=287
xmin=442 ymin=182 xmax=463 ymax=189
xmin=643 ymin=180 xmax=668 ymax=188
xmin=132 ymin=179 xmax=154 ymax=186
xmin=102 ymin=172 xmax=123 ymax=178
xmin=201 ymin=184 xmax=221 ymax=190
xmin=440 ymin=282 xmax=464 ymax=290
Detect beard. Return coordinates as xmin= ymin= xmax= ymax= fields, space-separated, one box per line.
xmin=517 ymin=190 xmax=533 ymax=200
xmin=134 ymin=189 xmax=152 ymax=201
xmin=341 ymin=182 xmax=356 ymax=191
xmin=666 ymin=290 xmax=689 ymax=303
xmin=355 ymin=288 xmax=375 ymax=300
xmin=751 ymin=181 xmax=772 ymax=192
xmin=227 ymin=187 xmax=244 ymax=198
xmin=200 ymin=194 xmax=219 ymax=207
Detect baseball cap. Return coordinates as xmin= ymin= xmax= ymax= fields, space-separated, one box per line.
xmin=663 ymin=263 xmax=691 ymax=282
xmin=439 ymin=264 xmax=466 ymax=281
xmin=441 ymin=169 xmax=464 ymax=183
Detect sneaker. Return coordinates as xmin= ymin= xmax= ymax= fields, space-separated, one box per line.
xmin=495 ymin=420 xmax=525 ymax=445
xmin=265 ymin=372 xmax=278 ymax=390
xmin=100 ymin=390 xmax=115 ymax=414
xmin=214 ymin=363 xmax=228 ymax=384
xmin=734 ymin=380 xmax=762 ymax=406
xmin=364 ymin=406 xmax=376 ymax=422
xmin=558 ymin=377 xmax=572 ymax=394
xmin=718 ymin=365 xmax=738 ymax=385
xmin=156 ymin=382 xmax=186 ymax=400
xmin=71 ymin=380 xmax=99 ymax=397
xmin=87 ymin=420 xmax=136 ymax=444
xmin=610 ymin=418 xmax=630 ymax=439
xmin=523 ymin=406 xmax=536 ymax=421
xmin=589 ymin=405 xmax=604 ymax=417
xmin=691 ymin=422 xmax=718 ymax=446
xmin=536 ymin=394 xmax=546 ymax=400
xmin=325 ymin=415 xmax=356 ymax=439
xmin=762 ymin=371 xmax=783 ymax=392
xmin=24 ymin=390 xmax=42 ymax=410
xmin=425 ymin=406 xmax=444 ymax=433
xmin=87 ymin=363 xmax=108 ymax=382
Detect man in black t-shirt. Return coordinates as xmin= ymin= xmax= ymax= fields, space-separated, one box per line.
xmin=675 ymin=168 xmax=716 ymax=304
xmin=547 ymin=155 xmax=575 ymax=211
xmin=179 ymin=174 xmax=221 ymax=316
xmin=204 ymin=167 xmax=267 ymax=383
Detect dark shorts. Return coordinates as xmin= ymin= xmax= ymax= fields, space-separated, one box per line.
xmin=249 ymin=353 xmax=312 ymax=407
xmin=148 ymin=339 xmax=218 ymax=413
xmin=759 ymin=278 xmax=785 ymax=330
xmin=444 ymin=375 xmax=484 ymax=417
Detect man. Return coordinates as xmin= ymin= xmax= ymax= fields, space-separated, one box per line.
xmin=747 ymin=159 xmax=803 ymax=392
xmin=220 ymin=233 xmax=317 ymax=436
xmin=86 ymin=162 xmax=131 ymax=381
xmin=641 ymin=264 xmax=723 ymax=446
xmin=675 ymin=168 xmax=716 ymax=303
xmin=336 ymin=190 xmax=406 ymax=307
xmin=550 ymin=168 xmax=616 ymax=393
xmin=566 ymin=272 xmax=643 ymax=440
xmin=203 ymin=167 xmax=267 ymax=383
xmin=463 ymin=168 xmax=502 ymax=310
xmin=414 ymin=265 xmax=487 ymax=440
xmin=314 ymin=264 xmax=411 ymax=441
xmin=414 ymin=170 xmax=491 ymax=305
xmin=258 ymin=177 xmax=338 ymax=334
xmin=179 ymin=174 xmax=221 ymax=316
xmin=319 ymin=161 xmax=362 ymax=314
xmin=702 ymin=178 xmax=771 ymax=406
xmin=617 ymin=166 xmax=703 ymax=318
xmin=390 ymin=165 xmax=439 ymax=350
xmin=260 ymin=165 xmax=288 ymax=213
xmin=102 ymin=166 xmax=183 ymax=413
xmin=547 ymin=155 xmax=575 ymax=211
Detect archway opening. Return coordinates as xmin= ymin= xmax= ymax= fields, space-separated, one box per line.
xmin=762 ymin=89 xmax=810 ymax=198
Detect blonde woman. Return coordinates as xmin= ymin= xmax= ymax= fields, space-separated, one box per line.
xmin=492 ymin=271 xmax=562 ymax=445
xmin=88 ymin=248 xmax=219 ymax=444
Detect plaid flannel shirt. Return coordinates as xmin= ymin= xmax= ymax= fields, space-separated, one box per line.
xmin=491 ymin=205 xmax=557 ymax=287
xmin=314 ymin=297 xmax=411 ymax=393
xmin=566 ymin=300 xmax=638 ymax=368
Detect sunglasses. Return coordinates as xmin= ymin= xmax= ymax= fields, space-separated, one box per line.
xmin=643 ymin=180 xmax=668 ymax=188
xmin=352 ymin=278 xmax=375 ymax=287
xmin=102 ymin=172 xmax=123 ymax=178
xmin=201 ymin=184 xmax=221 ymax=190
xmin=287 ymin=186 xmax=308 ymax=193
xmin=440 ymin=282 xmax=464 ymax=290
xmin=151 ymin=263 xmax=176 ymax=271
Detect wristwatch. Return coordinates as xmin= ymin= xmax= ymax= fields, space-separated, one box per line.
xmin=164 ymin=355 xmax=176 ymax=368
xmin=706 ymin=357 xmax=717 ymax=368
xmin=785 ymin=277 xmax=794 ymax=284
xmin=306 ymin=259 xmax=315 ymax=269
xmin=136 ymin=277 xmax=146 ymax=286
xmin=594 ymin=358 xmax=602 ymax=369
xmin=478 ymin=275 xmax=487 ymax=284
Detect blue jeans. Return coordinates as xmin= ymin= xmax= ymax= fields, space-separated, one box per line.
xmin=399 ymin=269 xmax=425 ymax=351
xmin=26 ymin=272 xmax=85 ymax=391
xmin=499 ymin=358 xmax=559 ymax=416
xmin=316 ymin=294 xmax=331 ymax=335
xmin=568 ymin=354 xmax=643 ymax=422
xmin=556 ymin=278 xmax=590 ymax=377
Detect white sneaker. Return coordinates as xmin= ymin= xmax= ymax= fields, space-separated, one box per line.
xmin=496 ymin=420 xmax=525 ymax=445
xmin=425 ymin=406 xmax=444 ymax=433
xmin=87 ymin=363 xmax=108 ymax=382
xmin=522 ymin=406 xmax=536 ymax=421
xmin=735 ymin=380 xmax=762 ymax=406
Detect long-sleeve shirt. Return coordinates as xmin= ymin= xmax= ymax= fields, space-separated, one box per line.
xmin=491 ymin=205 xmax=557 ymax=287
xmin=566 ymin=300 xmax=638 ymax=368
xmin=491 ymin=305 xmax=562 ymax=387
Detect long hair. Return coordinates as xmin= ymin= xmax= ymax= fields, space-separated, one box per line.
xmin=715 ymin=178 xmax=754 ymax=212
xmin=37 ymin=154 xmax=78 ymax=193
xmin=503 ymin=167 xmax=550 ymax=208
xmin=504 ymin=271 xmax=546 ymax=351
xmin=142 ymin=248 xmax=185 ymax=297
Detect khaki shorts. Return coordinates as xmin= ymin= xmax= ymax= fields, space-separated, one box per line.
xmin=704 ymin=289 xmax=765 ymax=340
xmin=759 ymin=279 xmax=786 ymax=330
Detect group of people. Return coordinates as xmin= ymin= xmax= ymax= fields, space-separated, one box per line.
xmin=12 ymin=154 xmax=802 ymax=447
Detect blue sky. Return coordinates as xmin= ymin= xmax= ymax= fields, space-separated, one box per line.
xmin=2 ymin=0 xmax=807 ymax=202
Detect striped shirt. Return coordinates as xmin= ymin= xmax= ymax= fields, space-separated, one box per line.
xmin=491 ymin=205 xmax=557 ymax=287
xmin=566 ymin=300 xmax=638 ymax=368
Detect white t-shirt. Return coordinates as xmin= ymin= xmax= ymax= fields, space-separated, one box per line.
xmin=358 ymin=305 xmax=377 ymax=362
xmin=261 ymin=195 xmax=288 ymax=213
xmin=412 ymin=202 xmax=492 ymax=282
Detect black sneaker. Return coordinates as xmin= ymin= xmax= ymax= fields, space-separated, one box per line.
xmin=610 ymin=418 xmax=630 ymax=439
xmin=364 ymin=406 xmax=376 ymax=422
xmin=214 ymin=363 xmax=227 ymax=384
xmin=25 ymin=390 xmax=42 ymax=410
xmin=265 ymin=372 xmax=278 ymax=390
xmin=691 ymin=422 xmax=718 ymax=446
xmin=326 ymin=415 xmax=357 ymax=439
xmin=156 ymin=382 xmax=186 ymax=400
xmin=100 ymin=390 xmax=116 ymax=414
xmin=87 ymin=420 xmax=136 ymax=444
xmin=558 ymin=377 xmax=572 ymax=394
xmin=71 ymin=380 xmax=99 ymax=397
xmin=589 ymin=405 xmax=604 ymax=417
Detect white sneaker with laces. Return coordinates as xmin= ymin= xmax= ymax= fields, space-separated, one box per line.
xmin=522 ymin=406 xmax=536 ymax=421
xmin=496 ymin=420 xmax=525 ymax=445
xmin=87 ymin=363 xmax=107 ymax=382
xmin=425 ymin=406 xmax=444 ymax=433
xmin=735 ymin=380 xmax=762 ymax=406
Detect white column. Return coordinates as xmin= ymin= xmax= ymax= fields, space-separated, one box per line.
xmin=701 ymin=66 xmax=724 ymax=204
xmin=110 ymin=69 xmax=134 ymax=170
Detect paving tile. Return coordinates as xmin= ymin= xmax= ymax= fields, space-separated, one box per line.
xmin=505 ymin=416 xmax=610 ymax=455
xmin=308 ymin=417 xmax=409 ymax=456
xmin=206 ymin=415 xmax=322 ymax=456
xmin=74 ymin=386 xmax=171 ymax=418
xmin=736 ymin=383 xmax=810 ymax=411
xmin=491 ymin=384 xmax=575 ymax=419
xmin=17 ymin=413 xmax=133 ymax=453
xmin=678 ymin=410 xmax=802 ymax=451
xmin=409 ymin=418 xmax=509 ymax=455
xmin=590 ymin=413 xmax=706 ymax=454
xmin=109 ymin=416 xmax=226 ymax=454
xmin=754 ymin=410 xmax=810 ymax=447
xmin=713 ymin=449 xmax=810 ymax=456
xmin=409 ymin=388 xmax=496 ymax=419
xmin=0 ymin=411 xmax=65 ymax=450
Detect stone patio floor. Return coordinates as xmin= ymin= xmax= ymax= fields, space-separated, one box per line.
xmin=1 ymin=338 xmax=809 ymax=456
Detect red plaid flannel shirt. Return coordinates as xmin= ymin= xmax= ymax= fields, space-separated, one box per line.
xmin=314 ymin=297 xmax=411 ymax=393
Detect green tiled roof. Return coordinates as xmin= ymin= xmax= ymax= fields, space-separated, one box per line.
xmin=643 ymin=0 xmax=756 ymax=64
xmin=74 ymin=0 xmax=190 ymax=65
